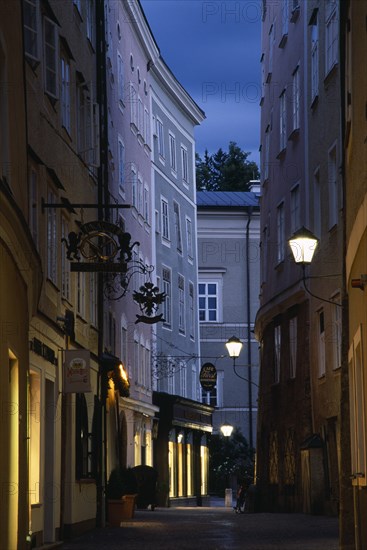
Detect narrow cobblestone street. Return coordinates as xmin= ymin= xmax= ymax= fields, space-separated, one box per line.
xmin=61 ymin=501 xmax=339 ymax=550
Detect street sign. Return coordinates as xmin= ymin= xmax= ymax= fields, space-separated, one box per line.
xmin=200 ymin=362 xmax=217 ymax=391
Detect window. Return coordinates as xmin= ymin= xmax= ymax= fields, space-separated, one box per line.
xmin=118 ymin=137 xmax=125 ymax=194
xmin=121 ymin=322 xmax=128 ymax=367
xmin=269 ymin=431 xmax=279 ymax=483
xmin=332 ymin=296 xmax=341 ymax=370
xmin=318 ymin=309 xmax=326 ymax=377
xmin=173 ymin=201 xmax=182 ymax=252
xmin=348 ymin=327 xmax=367 ymax=486
xmin=89 ymin=272 xmax=97 ymax=326
xmin=201 ymin=386 xmax=217 ymax=407
xmin=186 ymin=217 xmax=193 ymax=260
xmin=289 ymin=316 xmax=297 ymax=378
xmin=199 ymin=282 xmax=218 ymax=322
xmin=24 ymin=0 xmax=39 ymax=62
xmin=29 ymin=168 xmax=38 ymax=246
xmin=47 ymin=189 xmax=57 ymax=283
xmin=263 ymin=126 xmax=270 ymax=181
xmin=281 ymin=0 xmax=289 ymax=40
xmin=86 ymin=0 xmax=94 ymax=45
xmin=169 ymin=133 xmax=176 ymax=172
xmin=131 ymin=165 xmax=137 ymax=208
xmin=138 ymin=174 xmax=143 ymax=214
xmin=76 ymin=81 xmax=99 ymax=167
xmin=180 ymin=363 xmax=187 ymax=397
xmin=61 ymin=56 xmax=71 ymax=132
xmin=161 ymin=198 xmax=169 ymax=240
xmin=144 ymin=185 xmax=149 ymax=223
xmin=77 ymin=272 xmax=86 ymax=318
xmin=276 ymin=202 xmax=284 ymax=263
xmin=75 ymin=394 xmax=91 ymax=479
xmin=279 ymin=90 xmax=287 ymax=150
xmin=313 ymin=168 xmax=321 ymax=236
xmin=163 ymin=268 xmax=171 ymax=327
xmin=274 ymin=324 xmax=281 ymax=383
xmin=328 ymin=144 xmax=338 ymax=228
xmin=129 ymin=82 xmax=138 ymax=128
xmin=117 ymin=52 xmax=124 ymax=106
xmin=189 ymin=282 xmax=194 ymax=339
xmin=292 ymin=66 xmax=300 ymax=130
xmin=61 ymin=217 xmax=70 ymax=301
xmin=144 ymin=108 xmax=150 ymax=146
xmin=44 ymin=17 xmax=58 ymax=97
xmin=181 ymin=146 xmax=188 ymax=183
xmin=325 ymin=0 xmax=338 ymax=74
xmin=157 ymin=118 xmax=164 ymax=158
xmin=311 ymin=16 xmax=319 ymax=101
xmin=178 ymin=275 xmax=185 ymax=333
xmin=290 ymin=184 xmax=300 ymax=233
xmin=268 ymin=23 xmax=274 ymax=76
xmin=138 ymin=97 xmax=143 ymax=136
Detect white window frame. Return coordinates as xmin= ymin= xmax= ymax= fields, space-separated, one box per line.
xmin=117 ymin=52 xmax=124 ymax=107
xmin=61 ymin=55 xmax=71 ymax=133
xmin=292 ymin=66 xmax=300 ymax=130
xmin=118 ymin=137 xmax=125 ymax=195
xmin=198 ymin=280 xmax=221 ymax=323
xmin=279 ymin=90 xmax=287 ymax=151
xmin=129 ymin=82 xmax=138 ymax=129
xmin=277 ymin=202 xmax=285 ymax=263
xmin=313 ymin=167 xmax=321 ymax=237
xmin=138 ymin=174 xmax=143 ymax=214
xmin=169 ymin=132 xmax=177 ymax=173
xmin=325 ymin=0 xmax=338 ymax=75
xmin=186 ymin=216 xmax=193 ymax=261
xmin=131 ymin=164 xmax=137 ymax=209
xmin=189 ymin=282 xmax=195 ymax=339
xmin=161 ymin=197 xmax=170 ymax=241
xmin=86 ymin=0 xmax=94 ymax=45
xmin=157 ymin=117 xmax=164 ymax=159
xmin=144 ymin=107 xmax=150 ymax=146
xmin=173 ymin=201 xmax=182 ymax=253
xmin=181 ymin=145 xmax=189 ymax=183
xmin=24 ymin=0 xmax=40 ymax=63
xmin=43 ymin=17 xmax=58 ymax=98
xmin=144 ymin=184 xmax=149 ymax=223
xmin=178 ymin=274 xmax=185 ymax=334
xmin=311 ymin=19 xmax=319 ymax=101
xmin=281 ymin=0 xmax=289 ymax=39
xmin=162 ymin=267 xmax=172 ymax=327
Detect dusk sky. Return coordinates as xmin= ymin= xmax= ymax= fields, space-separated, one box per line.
xmin=140 ymin=0 xmax=262 ymax=166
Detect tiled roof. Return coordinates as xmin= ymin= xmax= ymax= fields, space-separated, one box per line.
xmin=196 ymin=191 xmax=259 ymax=208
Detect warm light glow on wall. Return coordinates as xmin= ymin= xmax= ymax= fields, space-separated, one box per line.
xmin=29 ymin=369 xmax=41 ymax=504
xmin=200 ymin=445 xmax=208 ymax=496
xmin=187 ymin=445 xmax=193 ymax=496
xmin=178 ymin=441 xmax=183 ymax=497
xmin=168 ymin=442 xmax=175 ymax=498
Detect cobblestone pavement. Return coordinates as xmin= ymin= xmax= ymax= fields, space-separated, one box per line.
xmin=61 ymin=502 xmax=339 ymax=550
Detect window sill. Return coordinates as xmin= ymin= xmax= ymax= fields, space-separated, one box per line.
xmin=310 ymin=95 xmax=319 ymax=110
xmin=324 ymin=62 xmax=338 ymax=85
xmin=46 ymin=277 xmax=60 ymax=292
xmin=276 ymin=148 xmax=286 ymax=160
xmin=266 ymin=72 xmax=272 ymax=83
xmin=290 ymin=6 xmax=300 ymax=23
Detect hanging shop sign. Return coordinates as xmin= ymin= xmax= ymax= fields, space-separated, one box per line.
xmin=199 ymin=362 xmax=217 ymax=391
xmin=63 ymin=349 xmax=91 ymax=393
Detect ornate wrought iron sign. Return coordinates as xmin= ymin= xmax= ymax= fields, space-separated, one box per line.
xmin=61 ymin=219 xmax=166 ymax=324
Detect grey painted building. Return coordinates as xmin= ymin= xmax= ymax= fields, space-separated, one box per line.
xmin=197 ymin=190 xmax=260 ymax=448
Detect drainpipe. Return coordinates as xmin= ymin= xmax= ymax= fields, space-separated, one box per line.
xmin=246 ymin=207 xmax=253 ymax=449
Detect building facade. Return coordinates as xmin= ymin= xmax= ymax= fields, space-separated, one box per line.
xmin=196 ymin=190 xmax=260 ymax=449
xmin=256 ymin=0 xmax=345 ymax=518
xmin=149 ymin=51 xmax=212 ymax=506
xmin=342 ymin=0 xmax=367 ymax=547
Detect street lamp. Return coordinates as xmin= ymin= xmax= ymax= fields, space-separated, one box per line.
xmin=288 ymin=227 xmax=342 ymax=307
xmin=288 ymin=226 xmax=319 ymax=264
xmin=220 ymin=423 xmax=234 ymax=437
xmin=225 ymin=336 xmax=243 ymax=366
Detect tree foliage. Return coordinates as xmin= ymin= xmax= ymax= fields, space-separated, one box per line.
xmin=196 ymin=141 xmax=260 ymax=192
xmin=208 ymin=428 xmax=254 ymax=495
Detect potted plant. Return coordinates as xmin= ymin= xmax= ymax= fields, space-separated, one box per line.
xmin=106 ymin=467 xmax=138 ymax=526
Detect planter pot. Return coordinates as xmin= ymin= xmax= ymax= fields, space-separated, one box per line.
xmin=108 ymin=494 xmax=137 ymax=526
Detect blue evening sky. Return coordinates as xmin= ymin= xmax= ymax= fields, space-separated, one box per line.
xmin=140 ymin=0 xmax=262 ymax=166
